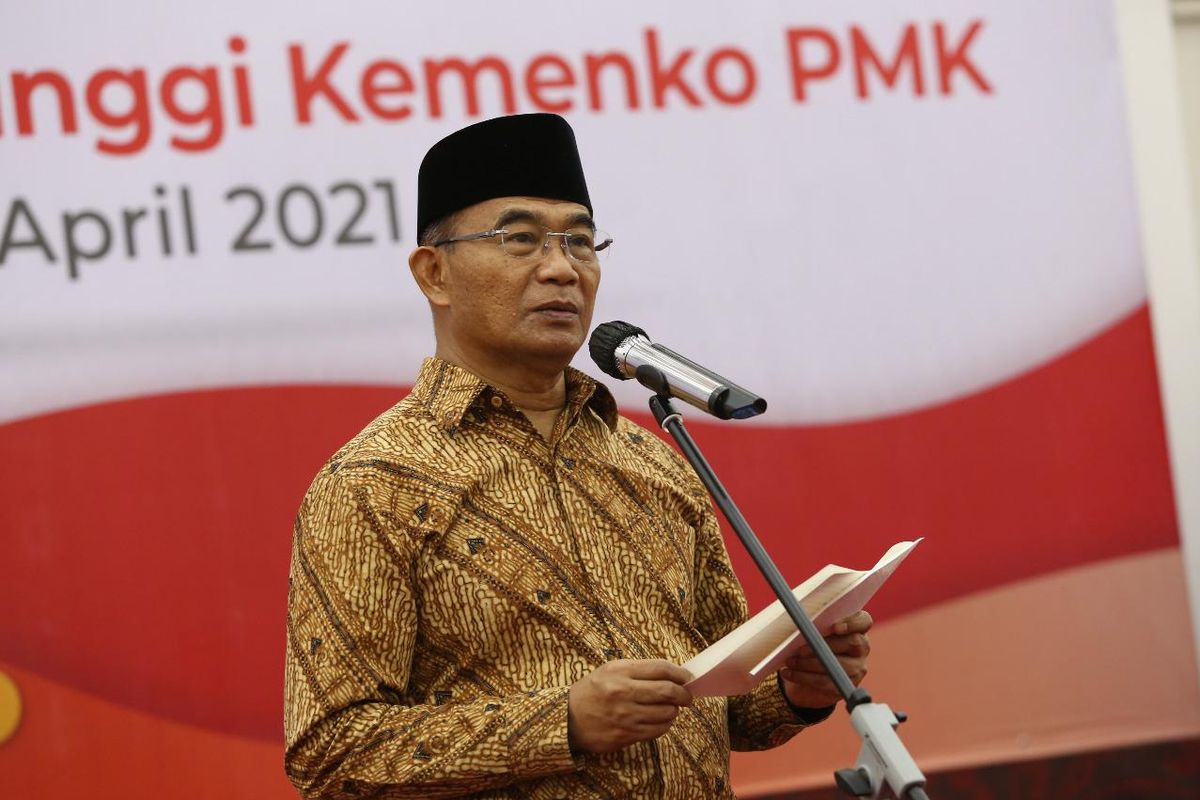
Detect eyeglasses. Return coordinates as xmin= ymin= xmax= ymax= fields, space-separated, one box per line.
xmin=432 ymin=225 xmax=613 ymax=263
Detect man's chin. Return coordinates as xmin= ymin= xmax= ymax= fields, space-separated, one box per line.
xmin=518 ymin=329 xmax=586 ymax=366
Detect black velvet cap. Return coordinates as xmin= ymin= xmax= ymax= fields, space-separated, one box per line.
xmin=417 ymin=113 xmax=592 ymax=236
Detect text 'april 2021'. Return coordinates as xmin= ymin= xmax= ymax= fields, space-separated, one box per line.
xmin=0 ymin=179 xmax=403 ymax=281
xmin=0 ymin=22 xmax=993 ymax=157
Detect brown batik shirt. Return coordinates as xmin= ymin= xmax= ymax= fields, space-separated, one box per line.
xmin=284 ymin=358 xmax=822 ymax=799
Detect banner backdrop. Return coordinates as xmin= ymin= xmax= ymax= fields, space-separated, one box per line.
xmin=2 ymin=1 xmax=1198 ymax=796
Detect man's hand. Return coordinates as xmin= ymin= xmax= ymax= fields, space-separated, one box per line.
xmin=779 ymin=610 xmax=873 ymax=709
xmin=567 ymin=659 xmax=693 ymax=755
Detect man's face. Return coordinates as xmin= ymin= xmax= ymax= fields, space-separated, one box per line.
xmin=430 ymin=196 xmax=600 ymax=371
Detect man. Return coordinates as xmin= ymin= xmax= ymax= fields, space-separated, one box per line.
xmin=283 ymin=113 xmax=872 ymax=798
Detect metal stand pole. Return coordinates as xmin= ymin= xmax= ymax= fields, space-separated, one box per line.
xmin=646 ymin=385 xmax=929 ymax=799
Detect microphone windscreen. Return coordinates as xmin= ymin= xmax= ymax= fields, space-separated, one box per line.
xmin=588 ymin=321 xmax=647 ymax=380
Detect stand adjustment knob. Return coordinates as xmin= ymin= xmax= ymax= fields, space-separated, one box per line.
xmin=834 ymin=767 xmax=873 ymax=797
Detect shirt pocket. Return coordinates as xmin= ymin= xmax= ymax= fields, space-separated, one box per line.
xmin=620 ymin=502 xmax=698 ymax=627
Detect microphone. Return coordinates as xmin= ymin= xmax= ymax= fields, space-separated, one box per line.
xmin=588 ymin=321 xmax=767 ymax=420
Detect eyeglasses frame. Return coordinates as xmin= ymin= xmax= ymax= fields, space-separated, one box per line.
xmin=431 ymin=227 xmax=613 ymax=263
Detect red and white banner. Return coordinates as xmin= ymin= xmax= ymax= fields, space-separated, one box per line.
xmin=2 ymin=1 xmax=1197 ymax=796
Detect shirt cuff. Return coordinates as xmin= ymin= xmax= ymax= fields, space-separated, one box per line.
xmin=507 ymin=686 xmax=587 ymax=780
xmin=775 ymin=673 xmax=836 ymax=725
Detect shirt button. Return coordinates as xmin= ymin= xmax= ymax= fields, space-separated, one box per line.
xmin=489 ymin=395 xmax=504 ymax=409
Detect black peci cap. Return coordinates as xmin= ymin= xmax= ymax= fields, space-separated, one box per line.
xmin=416 ymin=113 xmax=592 ymax=237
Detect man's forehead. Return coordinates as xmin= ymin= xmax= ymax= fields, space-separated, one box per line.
xmin=464 ymin=197 xmax=593 ymax=224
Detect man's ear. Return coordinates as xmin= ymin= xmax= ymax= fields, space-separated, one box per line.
xmin=408 ymin=246 xmax=451 ymax=308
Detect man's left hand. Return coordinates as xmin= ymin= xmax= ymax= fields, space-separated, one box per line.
xmin=778 ymin=610 xmax=873 ymax=710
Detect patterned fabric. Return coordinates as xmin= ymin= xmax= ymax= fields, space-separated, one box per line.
xmin=284 ymin=358 xmax=817 ymax=799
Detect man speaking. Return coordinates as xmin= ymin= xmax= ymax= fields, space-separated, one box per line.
xmin=283 ymin=113 xmax=872 ymax=798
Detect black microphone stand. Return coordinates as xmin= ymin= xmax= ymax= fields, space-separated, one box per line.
xmin=639 ymin=366 xmax=929 ymax=799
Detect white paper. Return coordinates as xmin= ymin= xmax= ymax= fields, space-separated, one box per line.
xmin=682 ymin=539 xmax=921 ymax=697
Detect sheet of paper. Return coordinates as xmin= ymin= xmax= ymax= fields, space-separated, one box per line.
xmin=682 ymin=538 xmax=921 ymax=697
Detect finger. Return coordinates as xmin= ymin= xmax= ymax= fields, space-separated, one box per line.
xmin=784 ymin=652 xmax=870 ymax=675
xmin=830 ymin=610 xmax=873 ymax=636
xmin=788 ymin=632 xmax=870 ymax=663
xmin=781 ymin=663 xmax=863 ymax=697
xmin=828 ymin=632 xmax=870 ymax=657
xmin=779 ymin=671 xmax=842 ymax=707
xmin=781 ymin=659 xmax=868 ymax=685
xmin=630 ymin=720 xmax=676 ymax=742
xmin=790 ymin=635 xmax=850 ymax=659
xmin=784 ymin=656 xmax=831 ymax=674
xmin=608 ymin=714 xmax=679 ymax=747
xmin=633 ymin=702 xmax=682 ymax=725
xmin=623 ymin=659 xmax=693 ymax=685
xmin=632 ymin=680 xmax=693 ymax=707
xmin=786 ymin=655 xmax=863 ymax=674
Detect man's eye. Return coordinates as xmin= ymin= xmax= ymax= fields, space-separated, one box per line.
xmin=567 ymin=233 xmax=594 ymax=249
xmin=506 ymin=231 xmax=539 ymax=245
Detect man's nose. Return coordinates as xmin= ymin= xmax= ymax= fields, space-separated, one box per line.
xmin=535 ymin=238 xmax=579 ymax=281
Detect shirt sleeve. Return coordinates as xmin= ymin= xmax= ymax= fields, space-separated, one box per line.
xmin=283 ymin=468 xmax=582 ymax=799
xmin=685 ymin=474 xmax=830 ymax=751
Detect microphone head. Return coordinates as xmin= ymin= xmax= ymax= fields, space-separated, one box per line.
xmin=588 ymin=320 xmax=647 ymax=380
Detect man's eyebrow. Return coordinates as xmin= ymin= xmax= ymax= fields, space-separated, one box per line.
xmin=493 ymin=208 xmax=539 ymax=229
xmin=493 ymin=208 xmax=596 ymax=231
xmin=568 ymin=212 xmax=596 ymax=231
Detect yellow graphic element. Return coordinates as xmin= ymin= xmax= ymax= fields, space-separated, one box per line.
xmin=0 ymin=670 xmax=20 ymax=744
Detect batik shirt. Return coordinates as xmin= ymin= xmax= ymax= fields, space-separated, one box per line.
xmin=284 ymin=358 xmax=820 ymax=799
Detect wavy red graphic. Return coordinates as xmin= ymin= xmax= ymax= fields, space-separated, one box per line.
xmin=0 ymin=304 xmax=1178 ymax=743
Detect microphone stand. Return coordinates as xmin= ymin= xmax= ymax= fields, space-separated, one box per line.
xmin=639 ymin=368 xmax=929 ymax=799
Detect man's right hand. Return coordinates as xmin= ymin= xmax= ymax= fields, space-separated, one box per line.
xmin=567 ymin=659 xmax=694 ymax=755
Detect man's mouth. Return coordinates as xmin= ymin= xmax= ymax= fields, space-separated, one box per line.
xmin=533 ymin=301 xmax=579 ymax=315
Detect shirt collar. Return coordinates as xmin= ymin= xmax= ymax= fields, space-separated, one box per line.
xmin=410 ymin=357 xmax=619 ymax=432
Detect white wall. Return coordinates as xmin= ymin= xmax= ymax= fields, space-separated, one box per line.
xmin=1177 ymin=2 xmax=1200 ymax=241
xmin=1123 ymin=0 xmax=1200 ymax=679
